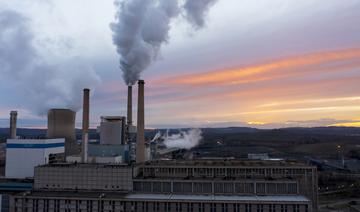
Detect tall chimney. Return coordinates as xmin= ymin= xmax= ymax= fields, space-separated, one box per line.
xmin=81 ymin=88 xmax=90 ymax=163
xmin=9 ymin=111 xmax=17 ymax=139
xmin=127 ymin=85 xmax=133 ymax=126
xmin=136 ymin=80 xmax=145 ymax=163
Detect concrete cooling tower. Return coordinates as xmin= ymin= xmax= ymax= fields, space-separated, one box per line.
xmin=47 ymin=109 xmax=77 ymax=157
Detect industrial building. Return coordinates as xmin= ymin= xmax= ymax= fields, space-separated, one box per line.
xmin=5 ymin=138 xmax=64 ymax=179
xmin=6 ymin=80 xmax=319 ymax=211
xmin=11 ymin=159 xmax=316 ymax=211
xmin=4 ymin=108 xmax=71 ymax=179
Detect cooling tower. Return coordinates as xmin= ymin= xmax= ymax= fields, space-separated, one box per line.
xmin=47 ymin=109 xmax=77 ymax=157
xmin=81 ymin=88 xmax=90 ymax=163
xmin=127 ymin=85 xmax=132 ymax=126
xmin=136 ymin=80 xmax=145 ymax=163
xmin=9 ymin=111 xmax=17 ymax=139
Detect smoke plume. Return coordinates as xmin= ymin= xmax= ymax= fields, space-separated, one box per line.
xmin=184 ymin=0 xmax=218 ymax=29
xmin=110 ymin=0 xmax=217 ymax=85
xmin=0 ymin=9 xmax=100 ymax=114
xmin=163 ymin=128 xmax=202 ymax=149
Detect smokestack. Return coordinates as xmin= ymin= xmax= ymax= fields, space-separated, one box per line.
xmin=127 ymin=85 xmax=132 ymax=126
xmin=9 ymin=111 xmax=17 ymax=139
xmin=136 ymin=80 xmax=145 ymax=163
xmin=81 ymin=88 xmax=90 ymax=163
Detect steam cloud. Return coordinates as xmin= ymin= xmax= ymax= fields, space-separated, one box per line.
xmin=184 ymin=0 xmax=218 ymax=29
xmin=162 ymin=128 xmax=202 ymax=149
xmin=110 ymin=0 xmax=217 ymax=85
xmin=0 ymin=10 xmax=100 ymax=114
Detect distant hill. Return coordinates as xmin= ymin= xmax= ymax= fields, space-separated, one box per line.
xmin=193 ymin=127 xmax=360 ymax=159
xmin=269 ymin=127 xmax=360 ymax=136
xmin=0 ymin=128 xmax=99 ymax=142
xmin=1 ymin=126 xmax=360 ymax=142
xmin=1 ymin=126 xmax=360 ymax=159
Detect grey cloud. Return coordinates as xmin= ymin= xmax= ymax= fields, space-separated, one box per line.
xmin=0 ymin=9 xmax=100 ymax=115
xmin=183 ymin=0 xmax=217 ymax=29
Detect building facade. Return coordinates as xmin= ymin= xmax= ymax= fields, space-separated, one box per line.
xmin=11 ymin=160 xmax=317 ymax=212
xmin=12 ymin=192 xmax=311 ymax=212
xmin=34 ymin=164 xmax=133 ymax=191
xmin=5 ymin=139 xmax=65 ymax=179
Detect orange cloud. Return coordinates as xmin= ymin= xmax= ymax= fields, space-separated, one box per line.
xmin=158 ymin=48 xmax=360 ymax=85
xmin=259 ymin=96 xmax=360 ymax=108
xmin=330 ymin=122 xmax=360 ymax=127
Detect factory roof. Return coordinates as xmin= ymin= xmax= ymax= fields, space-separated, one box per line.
xmin=6 ymin=138 xmax=65 ymax=149
xmin=37 ymin=162 xmax=131 ymax=168
xmin=140 ymin=159 xmax=311 ymax=168
xmin=126 ymin=194 xmax=310 ymax=202
xmin=132 ymin=177 xmax=297 ymax=182
xmin=18 ymin=191 xmax=310 ymax=203
xmin=101 ymin=116 xmax=125 ymax=122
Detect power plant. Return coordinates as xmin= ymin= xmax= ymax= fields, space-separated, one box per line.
xmin=3 ymin=80 xmax=318 ymax=212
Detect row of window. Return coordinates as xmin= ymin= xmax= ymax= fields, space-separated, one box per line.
xmin=15 ymin=199 xmax=310 ymax=212
xmin=141 ymin=167 xmax=313 ymax=178
xmin=133 ymin=181 xmax=298 ymax=194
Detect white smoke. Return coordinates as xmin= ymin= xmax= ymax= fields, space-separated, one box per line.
xmin=163 ymin=128 xmax=202 ymax=149
xmin=110 ymin=0 xmax=217 ymax=85
xmin=151 ymin=131 xmax=162 ymax=142
xmin=184 ymin=0 xmax=218 ymax=29
xmin=0 ymin=9 xmax=100 ymax=115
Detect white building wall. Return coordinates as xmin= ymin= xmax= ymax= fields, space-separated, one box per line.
xmin=5 ymin=139 xmax=64 ymax=179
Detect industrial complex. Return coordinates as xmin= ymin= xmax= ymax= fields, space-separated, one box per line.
xmin=2 ymin=80 xmax=318 ymax=212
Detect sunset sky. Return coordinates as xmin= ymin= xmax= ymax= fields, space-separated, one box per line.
xmin=0 ymin=0 xmax=360 ymax=129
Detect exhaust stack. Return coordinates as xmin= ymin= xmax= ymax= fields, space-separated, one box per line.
xmin=136 ymin=80 xmax=145 ymax=163
xmin=127 ymin=85 xmax=132 ymax=126
xmin=81 ymin=88 xmax=90 ymax=163
xmin=9 ymin=111 xmax=17 ymax=139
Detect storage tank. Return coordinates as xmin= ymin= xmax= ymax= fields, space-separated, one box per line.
xmin=47 ymin=109 xmax=77 ymax=157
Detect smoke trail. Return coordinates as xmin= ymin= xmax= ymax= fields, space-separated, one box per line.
xmin=110 ymin=0 xmax=217 ymax=85
xmin=163 ymin=128 xmax=202 ymax=149
xmin=0 ymin=9 xmax=100 ymax=115
xmin=184 ymin=0 xmax=218 ymax=29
